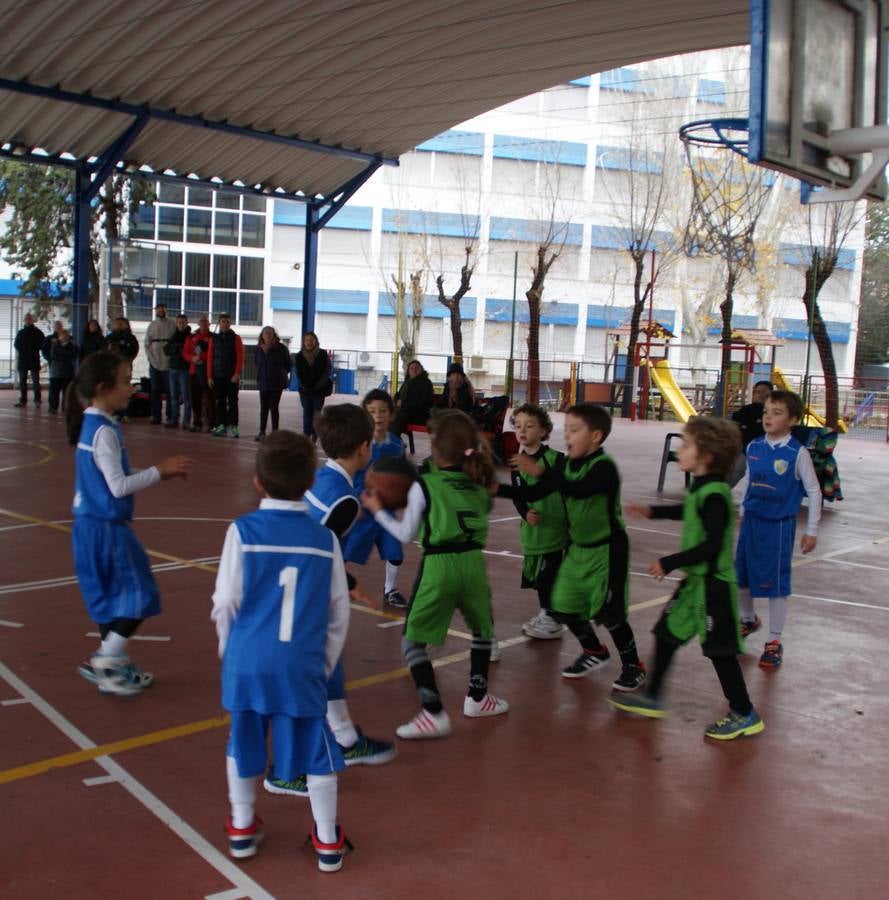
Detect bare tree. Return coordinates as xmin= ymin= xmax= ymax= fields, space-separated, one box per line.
xmin=601 ymin=66 xmax=688 ymax=415
xmin=434 ymin=155 xmax=482 ymax=361
xmin=794 ymin=201 xmax=863 ymax=427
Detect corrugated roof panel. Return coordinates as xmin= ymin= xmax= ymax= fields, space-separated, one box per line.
xmin=0 ymin=0 xmax=748 ymax=198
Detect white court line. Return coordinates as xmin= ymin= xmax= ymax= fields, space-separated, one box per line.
xmin=0 ymin=661 xmax=275 ymax=900
xmin=0 ymin=556 xmax=220 ymax=595
xmin=794 ymin=593 xmax=889 ymax=612
xmin=0 ymin=620 xmax=24 ymax=628
xmin=2 ymin=697 xmax=29 ymax=706
xmin=0 ymin=516 xmax=231 ymax=534
xmin=83 ymin=774 xmax=118 ymax=787
xmin=489 ymin=515 xmax=521 ymax=524
xmin=816 ymin=558 xmax=889 ymax=574
xmin=86 ymin=633 xmax=171 ymax=642
xmin=206 ymin=889 xmax=251 ymax=900
xmin=377 ymin=619 xmax=404 ymax=629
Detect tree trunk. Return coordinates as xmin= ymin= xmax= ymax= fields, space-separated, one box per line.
xmin=526 ymin=287 xmax=541 ymax=404
xmin=717 ymin=268 xmax=737 ymax=414
xmin=436 ymin=255 xmax=473 ymax=363
xmin=621 ymin=251 xmax=647 ymax=417
xmin=449 ymin=304 xmax=464 ymax=361
xmin=803 ymin=261 xmax=839 ymax=428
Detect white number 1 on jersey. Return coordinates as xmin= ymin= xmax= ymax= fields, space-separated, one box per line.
xmin=278 ymin=566 xmax=298 ymax=641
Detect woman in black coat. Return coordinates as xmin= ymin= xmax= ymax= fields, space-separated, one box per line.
xmin=442 ymin=362 xmax=475 ymax=413
xmin=80 ymin=319 xmax=104 ymax=361
xmin=254 ymin=326 xmax=292 ymax=440
xmin=393 ymin=359 xmax=435 ymax=434
xmin=293 ymin=331 xmax=332 ymax=439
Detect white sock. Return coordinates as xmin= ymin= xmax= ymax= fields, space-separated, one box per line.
xmin=384 ymin=561 xmax=400 ymax=594
xmin=100 ymin=631 xmax=128 ymax=658
xmin=738 ymin=589 xmax=755 ymax=623
xmin=326 ymin=699 xmax=359 ymax=747
xmin=226 ymin=755 xmax=257 ymax=829
xmin=768 ymin=596 xmax=788 ymax=642
xmin=307 ymin=773 xmax=338 ymax=844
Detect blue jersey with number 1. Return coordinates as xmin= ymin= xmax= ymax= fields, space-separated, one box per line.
xmin=221 ymin=508 xmax=336 ymax=718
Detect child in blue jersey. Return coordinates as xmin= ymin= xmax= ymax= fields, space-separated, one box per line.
xmin=212 ymin=431 xmax=352 ymax=870
xmin=262 ymin=403 xmax=396 ymax=797
xmin=364 ymin=410 xmax=508 ymax=740
xmin=343 ymin=389 xmax=408 ymax=608
xmin=66 ymin=352 xmax=192 ymax=696
xmin=736 ymin=390 xmax=821 ymax=669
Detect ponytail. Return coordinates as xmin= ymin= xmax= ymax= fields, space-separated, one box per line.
xmin=428 ymin=409 xmax=496 ymax=487
xmin=66 ymin=351 xmax=127 ymax=446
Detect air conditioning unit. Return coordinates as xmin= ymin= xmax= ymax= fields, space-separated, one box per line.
xmin=357 ymin=351 xmax=374 ymax=370
xmin=469 ymin=355 xmax=486 ymax=371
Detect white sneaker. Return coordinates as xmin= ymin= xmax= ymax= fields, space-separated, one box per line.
xmin=522 ymin=611 xmax=564 ymax=640
xmin=463 ymin=693 xmax=509 ymax=718
xmin=490 ymin=636 xmax=502 ymax=662
xmin=83 ymin=654 xmax=148 ymax=696
xmin=395 ymin=708 xmax=452 ymax=740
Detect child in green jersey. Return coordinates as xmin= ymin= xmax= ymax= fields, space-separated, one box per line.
xmin=512 ymin=404 xmax=645 ymax=691
xmin=503 ymin=404 xmax=567 ymax=640
xmin=364 ymin=409 xmax=508 ymax=740
xmin=612 ymin=417 xmax=765 ymax=741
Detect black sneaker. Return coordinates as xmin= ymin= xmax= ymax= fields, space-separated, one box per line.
xmin=14 ymin=400 xmax=25 ymax=407
xmin=612 ymin=662 xmax=646 ymax=692
xmin=562 ymin=648 xmax=610 ymax=679
xmin=384 ymin=590 xmax=408 ymax=608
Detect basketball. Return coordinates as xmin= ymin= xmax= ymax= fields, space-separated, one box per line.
xmin=365 ymin=457 xmax=417 ymax=509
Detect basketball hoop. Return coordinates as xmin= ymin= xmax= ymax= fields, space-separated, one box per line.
xmin=678 ymin=118 xmax=750 ymax=159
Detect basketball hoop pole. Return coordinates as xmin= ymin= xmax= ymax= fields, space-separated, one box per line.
xmin=805 ymin=126 xmax=889 ymax=204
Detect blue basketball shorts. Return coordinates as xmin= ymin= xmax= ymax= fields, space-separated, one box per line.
xmin=735 ymin=513 xmax=795 ymax=597
xmin=227 ymin=710 xmax=344 ymax=780
xmin=73 ymin=517 xmax=160 ymax=623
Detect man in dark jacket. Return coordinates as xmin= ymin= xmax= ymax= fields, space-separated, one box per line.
xmin=164 ymin=314 xmax=192 ymax=429
xmin=207 ymin=313 xmax=244 ymax=438
xmin=14 ymin=313 xmax=45 ymax=407
xmin=103 ymin=317 xmax=139 ymax=362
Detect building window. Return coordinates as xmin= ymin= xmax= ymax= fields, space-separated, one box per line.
xmin=213 ymin=255 xmax=238 ymax=290
xmin=239 ymin=291 xmax=263 ymax=325
xmin=240 ymin=257 xmax=264 ymax=291
xmin=214 ymin=211 xmax=239 ymax=245
xmin=216 ymin=193 xmax=239 ymax=210
xmin=242 ymin=195 xmax=267 ymax=213
xmin=166 ymin=251 xmax=183 ymax=286
xmin=157 ymin=206 xmax=184 ymax=242
xmin=156 ymin=287 xmax=182 ymax=312
xmin=158 ymin=183 xmax=185 ymax=203
xmin=241 ymin=214 xmax=264 ymax=248
xmin=187 ymin=209 xmax=212 ymax=243
xmin=212 ymin=291 xmax=237 ymax=319
xmin=185 ymin=253 xmax=210 ymax=287
xmin=188 ymin=186 xmax=213 ymax=207
xmin=130 ymin=204 xmax=155 ymax=239
xmin=184 ymin=289 xmax=209 ymax=318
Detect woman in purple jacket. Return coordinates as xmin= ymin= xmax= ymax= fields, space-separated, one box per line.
xmin=254 ymin=327 xmax=292 ymax=441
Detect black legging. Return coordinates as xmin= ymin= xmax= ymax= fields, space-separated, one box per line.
xmin=259 ymin=388 xmax=284 ymax=433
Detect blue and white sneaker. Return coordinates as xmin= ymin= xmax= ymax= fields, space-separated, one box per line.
xmin=77 ymin=655 xmax=153 ymax=695
xmin=705 ymin=708 xmax=765 ymax=741
xmin=262 ymin=772 xmax=308 ymax=797
xmin=310 ymin=825 xmax=351 ymax=872
xmin=226 ymin=816 xmax=264 ymax=859
xmin=338 ymin=729 xmax=397 ymax=766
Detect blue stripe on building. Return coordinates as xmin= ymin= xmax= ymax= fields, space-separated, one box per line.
xmin=378 ymin=295 xmax=477 ymax=319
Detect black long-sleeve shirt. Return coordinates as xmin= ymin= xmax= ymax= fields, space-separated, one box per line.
xmin=651 ymin=475 xmax=729 ymax=574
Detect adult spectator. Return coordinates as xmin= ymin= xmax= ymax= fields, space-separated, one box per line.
xmin=103 ymin=317 xmax=139 ymax=362
xmin=145 ymin=303 xmax=176 ymax=425
xmin=732 ymin=380 xmax=773 ymax=447
xmin=80 ymin=319 xmax=104 ymax=361
xmin=254 ymin=325 xmax=292 ymax=441
xmin=48 ymin=329 xmax=77 ymax=413
xmin=41 ymin=320 xmax=64 ymax=366
xmin=164 ymin=313 xmax=192 ymax=429
xmin=441 ymin=362 xmax=475 ymax=413
xmin=207 ymin=313 xmax=244 ymax=438
xmin=183 ymin=314 xmax=215 ymax=432
xmin=393 ymin=359 xmax=435 ymax=435
xmin=13 ymin=312 xmax=44 ymax=407
xmin=293 ymin=330 xmax=332 ymax=440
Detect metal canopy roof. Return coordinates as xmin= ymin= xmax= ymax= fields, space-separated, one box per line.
xmin=0 ymin=0 xmax=748 ymax=204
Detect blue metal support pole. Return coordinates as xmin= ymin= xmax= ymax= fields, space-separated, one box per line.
xmin=72 ymin=165 xmax=93 ymax=346
xmin=315 ymin=160 xmax=383 ymax=230
xmin=85 ymin=114 xmax=150 ymax=200
xmin=302 ymin=204 xmax=320 ymax=336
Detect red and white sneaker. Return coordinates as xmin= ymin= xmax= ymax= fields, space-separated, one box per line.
xmin=311 ymin=825 xmax=352 ymax=872
xmin=395 ymin=708 xmax=452 ymax=740
xmin=463 ymin=693 xmax=509 ymax=718
xmin=226 ymin=816 xmax=264 ymax=859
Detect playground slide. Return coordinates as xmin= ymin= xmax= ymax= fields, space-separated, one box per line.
xmin=772 ymin=367 xmax=848 ymax=432
xmin=646 ymin=359 xmax=697 ymax=423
